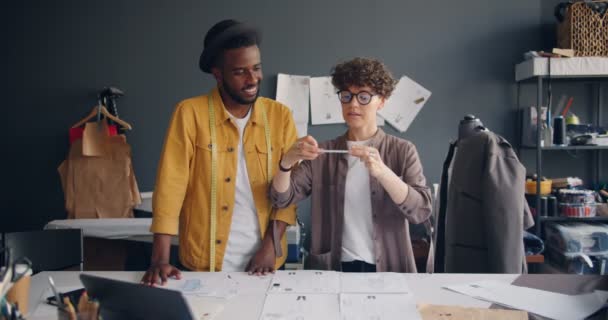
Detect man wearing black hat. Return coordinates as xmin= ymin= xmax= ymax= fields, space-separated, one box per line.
xmin=142 ymin=19 xmax=298 ymax=284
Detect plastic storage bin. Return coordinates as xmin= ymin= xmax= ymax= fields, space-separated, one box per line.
xmin=544 ymin=223 xmax=608 ymax=274
xmin=559 ymin=202 xmax=597 ymax=217
xmin=545 ymin=246 xmax=608 ymax=275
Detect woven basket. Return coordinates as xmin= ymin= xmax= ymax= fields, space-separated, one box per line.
xmin=557 ymin=1 xmax=608 ymax=56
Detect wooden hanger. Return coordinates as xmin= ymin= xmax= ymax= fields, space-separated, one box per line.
xmin=71 ymin=105 xmax=132 ymax=130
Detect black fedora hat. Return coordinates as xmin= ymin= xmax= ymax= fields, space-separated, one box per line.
xmin=199 ymin=19 xmax=261 ymax=73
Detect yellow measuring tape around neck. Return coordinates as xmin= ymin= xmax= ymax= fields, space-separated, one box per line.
xmin=207 ymin=92 xmax=272 ymax=272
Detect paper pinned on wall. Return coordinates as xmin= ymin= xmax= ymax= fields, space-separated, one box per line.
xmin=260 ymin=294 xmax=339 ymax=320
xmin=310 ymin=76 xmax=345 ymax=125
xmin=340 ymin=293 xmax=422 ymax=320
xmin=443 ymin=280 xmax=608 ymax=320
xmin=378 ymin=75 xmax=431 ymax=132
xmin=276 ymin=73 xmax=310 ymax=137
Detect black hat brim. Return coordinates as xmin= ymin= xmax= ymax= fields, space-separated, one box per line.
xmin=199 ymin=24 xmax=261 ymax=73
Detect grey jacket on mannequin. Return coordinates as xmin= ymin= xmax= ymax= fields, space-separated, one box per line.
xmin=438 ymin=130 xmax=534 ymax=273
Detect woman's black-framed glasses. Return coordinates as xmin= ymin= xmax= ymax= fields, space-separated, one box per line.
xmin=337 ymin=90 xmax=376 ymax=105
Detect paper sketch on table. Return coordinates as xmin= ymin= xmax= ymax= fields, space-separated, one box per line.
xmin=340 ymin=272 xmax=410 ymax=293
xmin=378 ymin=75 xmax=431 ymax=132
xmin=260 ymin=294 xmax=339 ymax=320
xmin=443 ymin=280 xmax=608 ymax=320
xmin=182 ymin=296 xmax=225 ymax=320
xmin=276 ymin=73 xmax=310 ymax=137
xmin=223 ymin=272 xmax=272 ymax=295
xmin=340 ymin=293 xmax=422 ymax=320
xmin=310 ymin=76 xmax=345 ymax=125
xmin=269 ymin=270 xmax=340 ymax=294
xmin=163 ymin=273 xmax=236 ymax=298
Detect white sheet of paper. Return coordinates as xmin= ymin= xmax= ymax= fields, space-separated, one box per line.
xmin=183 ymin=296 xmax=225 ymax=320
xmin=260 ymin=294 xmax=339 ymax=320
xmin=275 ymin=73 xmax=310 ymax=137
xmin=276 ymin=73 xmax=310 ymax=125
xmin=340 ymin=272 xmax=410 ymax=293
xmin=444 ymin=280 xmax=608 ymax=320
xmin=163 ymin=272 xmax=238 ymax=298
xmin=340 ymin=293 xmax=422 ymax=320
xmin=296 ymin=122 xmax=308 ymax=138
xmin=224 ymin=272 xmax=272 ymax=295
xmin=378 ymin=75 xmax=431 ymax=132
xmin=269 ymin=270 xmax=340 ymax=294
xmin=310 ymin=76 xmax=344 ymax=125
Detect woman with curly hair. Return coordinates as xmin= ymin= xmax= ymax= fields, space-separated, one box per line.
xmin=270 ymin=57 xmax=432 ymax=273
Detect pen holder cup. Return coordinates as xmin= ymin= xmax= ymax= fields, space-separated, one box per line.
xmin=58 ymin=308 xmax=101 ymax=320
xmin=5 ymin=266 xmax=32 ymax=315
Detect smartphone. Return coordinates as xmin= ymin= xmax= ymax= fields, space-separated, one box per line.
xmin=46 ymin=288 xmax=86 ymax=306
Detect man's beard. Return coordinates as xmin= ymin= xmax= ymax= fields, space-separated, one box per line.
xmin=223 ymin=79 xmax=261 ymax=105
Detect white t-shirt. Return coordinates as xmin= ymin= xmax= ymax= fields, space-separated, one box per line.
xmin=222 ymin=108 xmax=262 ymax=271
xmin=341 ymin=139 xmax=375 ymax=264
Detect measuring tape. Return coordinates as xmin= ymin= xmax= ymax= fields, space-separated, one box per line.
xmin=207 ymin=92 xmax=272 ymax=271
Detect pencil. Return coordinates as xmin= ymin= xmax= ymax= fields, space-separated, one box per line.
xmin=561 ymin=97 xmax=574 ymax=117
xmin=320 ymin=149 xmax=348 ymax=154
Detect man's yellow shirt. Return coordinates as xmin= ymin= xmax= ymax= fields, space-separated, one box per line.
xmin=151 ymin=87 xmax=298 ymax=271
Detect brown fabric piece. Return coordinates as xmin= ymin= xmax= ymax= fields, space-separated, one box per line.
xmin=58 ymin=123 xmax=141 ymax=219
xmin=511 ymin=274 xmax=608 ymax=295
xmin=82 ymin=121 xmax=110 ymax=156
xmin=272 ymin=217 xmax=283 ymax=258
xmin=418 ymin=304 xmax=528 ymax=320
xmin=270 ymin=129 xmax=432 ymax=272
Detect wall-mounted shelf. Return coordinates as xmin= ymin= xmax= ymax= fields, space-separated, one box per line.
xmin=521 ymin=145 xmax=608 ymax=151
xmin=539 ymin=216 xmax=608 ymax=222
xmin=516 ymin=57 xmax=608 ymax=81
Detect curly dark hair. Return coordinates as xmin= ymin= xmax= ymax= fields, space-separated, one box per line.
xmin=331 ymin=57 xmax=398 ymax=98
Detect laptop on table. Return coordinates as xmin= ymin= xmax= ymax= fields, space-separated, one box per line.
xmin=79 ymin=273 xmax=195 ymax=320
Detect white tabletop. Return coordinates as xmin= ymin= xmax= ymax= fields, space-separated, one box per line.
xmin=45 ymin=219 xmax=153 ymax=240
xmin=27 ymin=271 xmax=520 ymax=320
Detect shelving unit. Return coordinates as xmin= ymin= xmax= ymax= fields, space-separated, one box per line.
xmin=539 ymin=216 xmax=608 ymax=223
xmin=521 ymin=145 xmax=608 ymax=151
xmin=515 ymin=57 xmax=608 ymax=238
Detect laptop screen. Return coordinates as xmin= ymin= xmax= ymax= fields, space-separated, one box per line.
xmin=80 ymin=274 xmax=195 ymax=320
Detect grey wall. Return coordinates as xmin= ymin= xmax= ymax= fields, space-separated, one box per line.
xmin=2 ymin=0 xmax=545 ymax=232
